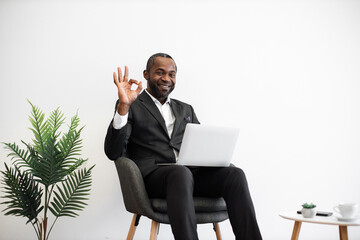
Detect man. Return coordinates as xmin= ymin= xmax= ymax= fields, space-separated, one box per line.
xmin=105 ymin=53 xmax=262 ymax=240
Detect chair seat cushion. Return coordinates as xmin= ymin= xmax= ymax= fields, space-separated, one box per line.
xmin=151 ymin=197 xmax=227 ymax=213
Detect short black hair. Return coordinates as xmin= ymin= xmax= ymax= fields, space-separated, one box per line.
xmin=146 ymin=53 xmax=177 ymax=72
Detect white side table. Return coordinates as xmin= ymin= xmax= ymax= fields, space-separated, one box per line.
xmin=280 ymin=211 xmax=360 ymax=240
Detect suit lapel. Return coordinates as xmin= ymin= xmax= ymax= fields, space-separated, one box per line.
xmin=138 ymin=91 xmax=169 ymax=136
xmin=170 ymin=100 xmax=182 ymax=138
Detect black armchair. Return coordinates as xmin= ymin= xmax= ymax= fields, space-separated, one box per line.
xmin=115 ymin=157 xmax=229 ymax=240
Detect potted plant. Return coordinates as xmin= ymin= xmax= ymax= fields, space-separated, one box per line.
xmin=1 ymin=101 xmax=95 ymax=240
xmin=301 ymin=202 xmax=317 ymax=218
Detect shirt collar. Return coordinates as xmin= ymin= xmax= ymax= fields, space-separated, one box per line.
xmin=145 ymin=89 xmax=171 ymax=105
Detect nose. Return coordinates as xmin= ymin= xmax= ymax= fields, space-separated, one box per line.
xmin=161 ymin=74 xmax=170 ymax=82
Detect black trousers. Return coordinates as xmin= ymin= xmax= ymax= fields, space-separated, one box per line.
xmin=144 ymin=165 xmax=262 ymax=240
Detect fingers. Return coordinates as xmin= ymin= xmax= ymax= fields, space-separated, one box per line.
xmin=136 ymin=81 xmax=143 ymax=94
xmin=113 ymin=72 xmax=117 ymax=84
xmin=117 ymin=67 xmax=123 ymax=82
xmin=124 ymin=66 xmax=129 ymax=82
xmin=128 ymin=79 xmax=143 ymax=94
xmin=114 ymin=66 xmax=129 ymax=84
xmin=113 ymin=67 xmax=122 ymax=86
xmin=128 ymin=79 xmax=138 ymax=85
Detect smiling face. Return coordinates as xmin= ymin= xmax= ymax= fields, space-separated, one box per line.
xmin=144 ymin=56 xmax=177 ymax=104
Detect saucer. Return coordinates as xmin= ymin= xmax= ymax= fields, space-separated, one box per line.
xmin=335 ymin=215 xmax=359 ymax=222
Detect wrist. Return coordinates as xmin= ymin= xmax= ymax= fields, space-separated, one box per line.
xmin=117 ymin=103 xmax=130 ymax=115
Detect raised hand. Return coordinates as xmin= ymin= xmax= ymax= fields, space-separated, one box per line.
xmin=113 ymin=66 xmax=142 ymax=115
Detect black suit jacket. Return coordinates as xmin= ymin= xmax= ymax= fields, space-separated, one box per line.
xmin=105 ymin=91 xmax=200 ymax=177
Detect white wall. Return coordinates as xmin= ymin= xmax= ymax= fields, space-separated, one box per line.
xmin=1 ymin=0 xmax=360 ymax=239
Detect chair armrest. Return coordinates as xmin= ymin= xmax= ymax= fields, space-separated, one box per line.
xmin=114 ymin=157 xmax=155 ymax=216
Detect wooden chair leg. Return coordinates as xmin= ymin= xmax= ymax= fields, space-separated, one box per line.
xmin=127 ymin=214 xmax=141 ymax=240
xmin=213 ymin=222 xmax=222 ymax=240
xmin=150 ymin=220 xmax=160 ymax=240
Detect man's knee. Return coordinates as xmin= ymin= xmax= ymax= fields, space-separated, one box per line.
xmin=229 ymin=166 xmax=246 ymax=177
xmin=224 ymin=166 xmax=248 ymax=188
xmin=167 ymin=165 xmax=193 ymax=181
xmin=167 ymin=165 xmax=194 ymax=190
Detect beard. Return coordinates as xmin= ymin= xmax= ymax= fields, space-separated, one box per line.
xmin=147 ymin=77 xmax=175 ymax=102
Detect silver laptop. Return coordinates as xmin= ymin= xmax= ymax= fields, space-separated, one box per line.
xmin=176 ymin=124 xmax=240 ymax=167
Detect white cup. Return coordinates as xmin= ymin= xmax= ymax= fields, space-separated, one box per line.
xmin=333 ymin=203 xmax=358 ymax=218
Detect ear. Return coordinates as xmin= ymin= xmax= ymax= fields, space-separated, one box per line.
xmin=143 ymin=70 xmax=149 ymax=80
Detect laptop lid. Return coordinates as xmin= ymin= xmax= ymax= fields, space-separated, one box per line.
xmin=177 ymin=124 xmax=240 ymax=167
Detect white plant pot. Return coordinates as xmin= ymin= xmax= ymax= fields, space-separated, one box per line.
xmin=301 ymin=207 xmax=316 ymax=218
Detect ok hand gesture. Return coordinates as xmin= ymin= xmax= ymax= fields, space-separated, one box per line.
xmin=113 ymin=66 xmax=143 ymax=115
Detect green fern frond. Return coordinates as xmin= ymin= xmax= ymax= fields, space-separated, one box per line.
xmin=55 ymin=114 xmax=86 ymax=176
xmin=47 ymin=107 xmax=65 ymax=137
xmin=57 ymin=114 xmax=83 ymax=160
xmin=1 ymin=163 xmax=44 ymax=224
xmin=3 ymin=142 xmax=36 ymax=170
xmin=49 ymin=166 xmax=94 ymax=218
xmin=23 ymin=102 xmax=85 ymax=186
xmin=27 ymin=100 xmax=50 ymax=153
xmin=66 ymin=158 xmax=87 ymax=175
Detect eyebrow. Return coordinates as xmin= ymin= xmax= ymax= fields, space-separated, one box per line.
xmin=155 ymin=68 xmax=176 ymax=73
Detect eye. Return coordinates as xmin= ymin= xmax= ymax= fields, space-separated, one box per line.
xmin=169 ymin=73 xmax=176 ymax=78
xmin=156 ymin=71 xmax=163 ymax=76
